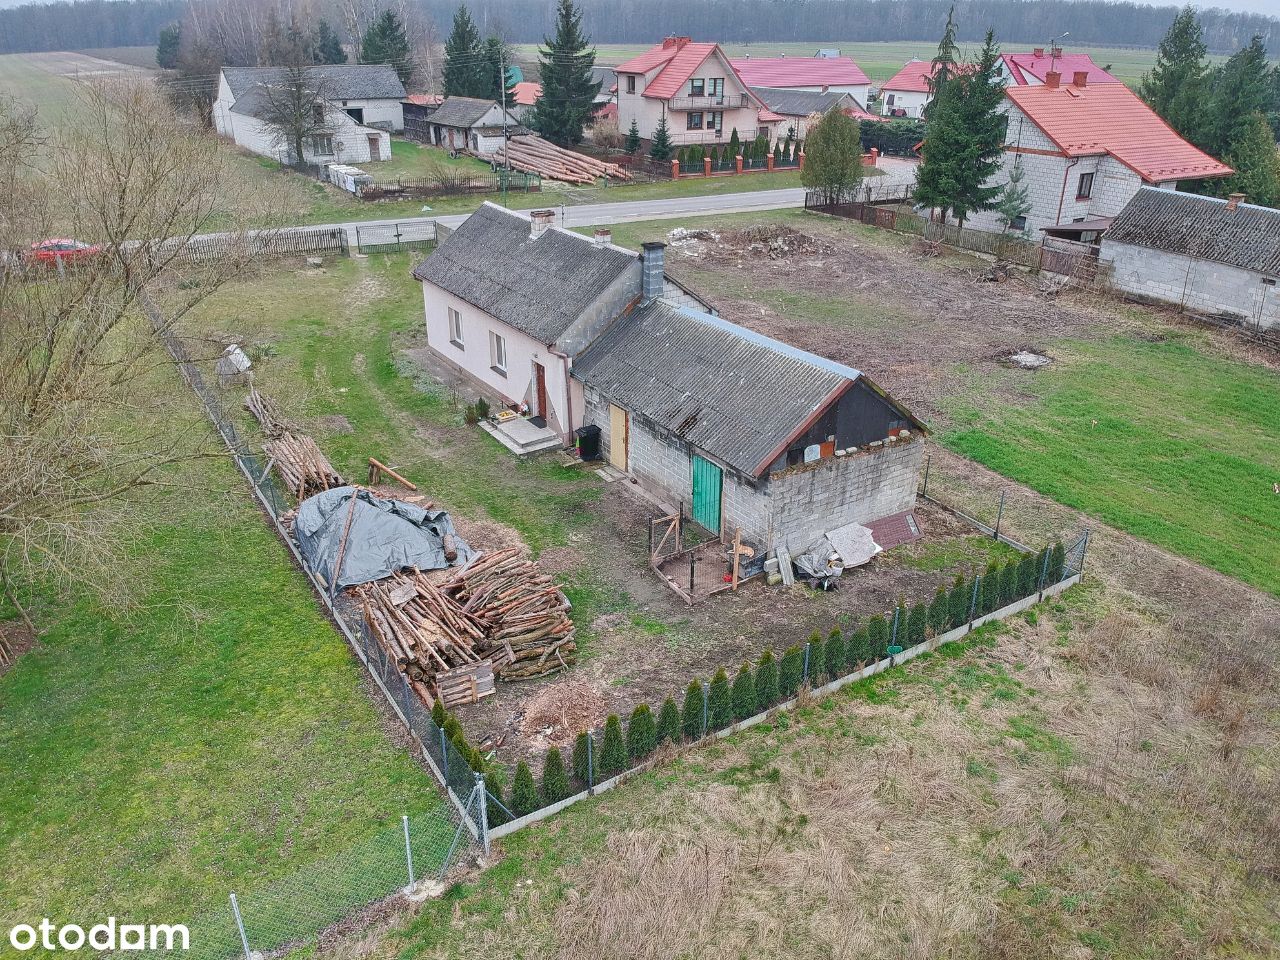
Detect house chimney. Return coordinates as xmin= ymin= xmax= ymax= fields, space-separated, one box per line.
xmin=1045 ymin=70 xmax=1061 ymax=89
xmin=821 ymin=84 xmax=829 ymax=94
xmin=593 ymin=228 xmax=612 ymax=247
xmin=529 ymin=209 xmax=554 ymax=240
xmin=1033 ymin=47 xmax=1045 ymax=57
xmin=1072 ymin=71 xmax=1088 ymax=88
xmin=1226 ymin=192 xmax=1246 ymax=211
xmin=663 ymin=35 xmax=691 ymax=49
xmin=641 ymin=242 xmax=665 ymax=303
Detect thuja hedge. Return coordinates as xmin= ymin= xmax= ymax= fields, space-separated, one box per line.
xmin=462 ymin=541 xmax=1070 ymax=822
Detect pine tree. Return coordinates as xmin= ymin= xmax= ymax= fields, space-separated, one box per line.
xmin=906 ymin=603 xmax=927 ymax=648
xmin=825 ymin=628 xmax=846 ymax=678
xmin=807 ymin=632 xmax=825 ymax=684
xmin=754 ymin=649 xmax=779 ymax=709
xmin=360 ymin=10 xmax=412 ymax=85
xmin=482 ymin=35 xmax=516 ymax=102
xmin=708 ymin=667 xmax=733 ymax=729
xmin=996 ymin=159 xmax=1031 ymax=234
xmin=1017 ymin=554 xmax=1038 ymax=598
xmin=981 ymin=561 xmax=1001 ymax=614
xmin=731 ymin=662 xmax=756 ymax=720
xmin=156 ymin=23 xmax=181 ymax=69
xmin=779 ymin=645 xmax=804 ymax=698
xmin=315 ymin=19 xmax=347 ymax=65
xmin=442 ymin=714 xmax=462 ymax=742
xmin=530 ymin=0 xmax=601 ymax=145
xmin=542 ymin=747 xmax=571 ymax=804
xmin=949 ymin=574 xmax=971 ymax=626
xmin=928 ymin=586 xmax=950 ymax=635
xmin=571 ymin=730 xmax=596 ymax=785
xmin=656 ymin=697 xmax=681 ymax=744
xmin=626 ymin=704 xmax=657 ymax=758
xmin=681 ymin=679 xmax=705 ymax=739
xmin=443 ymin=5 xmax=485 ymax=97
xmin=649 ymin=115 xmax=674 ymax=161
xmin=1221 ymin=111 xmax=1280 ymax=207
xmin=625 ymin=118 xmax=641 ymax=154
xmin=1205 ymin=35 xmax=1272 ymax=160
xmin=1049 ymin=541 xmax=1066 ymax=583
xmin=867 ymin=615 xmax=889 ymax=659
xmin=600 ymin=714 xmax=627 ymax=775
xmin=511 ymin=760 xmax=539 ymax=817
xmin=847 ymin=628 xmax=871 ymax=666
xmin=926 ymin=4 xmax=960 ymax=110
xmin=484 ymin=769 xmax=509 ymax=825
xmin=1141 ymin=6 xmax=1209 ymax=145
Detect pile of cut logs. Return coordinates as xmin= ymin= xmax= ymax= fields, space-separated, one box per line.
xmin=358 ymin=547 xmax=575 ymax=707
xmin=498 ymin=135 xmax=631 ymax=185
xmin=244 ymin=388 xmax=292 ymax=437
xmin=263 ymin=432 xmax=345 ymax=499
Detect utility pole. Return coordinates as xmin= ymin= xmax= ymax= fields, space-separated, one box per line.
xmin=499 ymin=49 xmax=510 ymax=204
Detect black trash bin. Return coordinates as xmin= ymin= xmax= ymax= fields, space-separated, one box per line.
xmin=575 ymin=424 xmax=602 ymax=461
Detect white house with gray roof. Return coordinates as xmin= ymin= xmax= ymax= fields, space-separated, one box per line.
xmin=422 ymin=97 xmax=522 ymax=154
xmin=213 ymin=64 xmax=404 ymax=164
xmin=1101 ymin=187 xmax=1280 ymax=331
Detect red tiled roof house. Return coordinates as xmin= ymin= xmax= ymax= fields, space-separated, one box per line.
xmin=615 ymin=36 xmax=771 ymax=147
xmin=962 ymin=71 xmax=1231 ymax=235
xmin=730 ymin=55 xmax=871 ymax=108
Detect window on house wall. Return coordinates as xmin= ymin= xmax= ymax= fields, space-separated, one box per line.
xmin=1012 ymin=215 xmax=1027 ymax=231
xmin=312 ymin=103 xmax=325 ymax=123
xmin=626 ymin=75 xmax=636 ymax=94
xmin=310 ymin=135 xmax=334 ymax=156
xmin=687 ymin=111 xmax=704 ymax=130
xmin=448 ymin=307 xmax=464 ymax=347
xmin=690 ymin=78 xmax=705 ymax=96
xmin=1076 ymin=172 xmax=1094 ymax=199
xmin=489 ymin=330 xmax=507 ymax=375
xmin=886 ymin=93 xmax=895 ymax=106
xmin=709 ymin=78 xmax=724 ymax=99
xmin=710 ymin=111 xmax=723 ymax=133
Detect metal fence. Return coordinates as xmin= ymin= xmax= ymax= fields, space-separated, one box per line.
xmin=353 ymin=221 xmax=438 ymax=255
xmin=360 ymin=171 xmax=541 ymax=200
xmin=136 ymin=291 xmax=489 ymax=958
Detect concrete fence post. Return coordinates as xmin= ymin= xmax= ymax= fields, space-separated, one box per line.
xmin=671 ymin=158 xmax=680 ymax=180
xmin=968 ymin=576 xmax=981 ymax=631
xmin=735 ymin=154 xmax=743 ymax=175
xmin=702 ymin=681 xmax=709 ymax=737
xmin=703 ymin=156 xmax=712 ymax=177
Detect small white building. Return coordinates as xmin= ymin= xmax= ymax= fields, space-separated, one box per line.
xmin=878 ymin=59 xmax=939 ymax=118
xmin=422 ymin=97 xmax=522 ymax=154
xmin=1101 ymin=187 xmax=1279 ymax=331
xmin=212 ymin=64 xmax=404 ymax=165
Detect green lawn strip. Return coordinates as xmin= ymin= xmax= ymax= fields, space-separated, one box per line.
xmin=941 ymin=336 xmax=1280 ymax=596
xmin=0 ymin=446 xmax=437 ymax=948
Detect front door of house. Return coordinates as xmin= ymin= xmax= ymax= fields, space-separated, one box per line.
xmin=533 ymin=361 xmax=549 ymax=422
xmin=691 ymin=455 xmax=722 ymax=533
xmin=608 ymin=404 xmax=628 ymax=470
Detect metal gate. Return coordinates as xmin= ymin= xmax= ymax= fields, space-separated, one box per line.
xmin=691 ymin=455 xmax=722 ymax=534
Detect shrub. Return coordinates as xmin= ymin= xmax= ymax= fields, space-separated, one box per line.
xmin=571 ymin=730 xmax=596 ymax=786
xmin=708 ymin=667 xmax=733 ymax=730
xmin=463 ymin=403 xmax=478 ymax=425
xmin=867 ymin=616 xmax=889 ymax=659
xmin=731 ymin=662 xmax=756 ymax=720
xmin=656 ymin=697 xmax=681 ymax=745
xmin=779 ymin=644 xmax=804 ymax=698
xmin=510 ymin=761 xmax=539 ymax=818
xmin=542 ymin=747 xmax=571 ymax=804
xmin=949 ymin=574 xmax=971 ymax=626
xmin=1000 ymin=560 xmax=1020 ymax=607
xmin=627 ymin=704 xmax=657 ymax=759
xmin=449 ymin=729 xmax=470 ymax=761
xmin=907 ymin=603 xmax=927 ymax=648
xmin=484 ymin=769 xmax=509 ymax=826
xmin=474 ymin=396 xmax=491 ymax=420
xmin=847 ymin=627 xmax=870 ymax=666
xmin=600 ymin=714 xmax=627 ymax=775
xmin=442 ymin=715 xmax=462 ymax=742
xmin=928 ymin=586 xmax=949 ymax=635
xmin=806 ymin=632 xmax=825 ymax=684
xmin=1017 ymin=553 xmax=1038 ymax=597
xmin=1049 ymin=541 xmax=1066 ymax=583
xmin=468 ymin=746 xmax=485 ymax=773
xmin=754 ymin=650 xmax=778 ymax=710
xmin=825 ymin=628 xmax=845 ymax=678
xmin=681 ymin=679 xmax=705 ymax=739
xmin=981 ymin=561 xmax=1001 ymax=615
xmin=431 ymin=699 xmax=447 ymax=729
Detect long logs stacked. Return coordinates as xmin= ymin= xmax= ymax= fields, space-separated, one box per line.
xmin=263 ymin=432 xmax=345 ymax=499
xmin=244 ymin=388 xmax=292 ymax=438
xmin=498 ymin=135 xmax=631 ymax=185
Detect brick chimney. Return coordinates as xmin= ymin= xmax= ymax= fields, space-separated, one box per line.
xmin=593 ymin=228 xmax=612 ymax=247
xmin=1045 ymin=70 xmax=1061 ymax=89
xmin=1226 ymin=192 xmax=1246 ymax=211
xmin=641 ymin=242 xmax=665 ymax=303
xmin=1033 ymin=47 xmax=1045 ymax=57
xmin=529 ymin=209 xmax=554 ymax=240
xmin=1072 ymin=71 xmax=1088 ymax=88
xmin=663 ymin=36 xmax=691 ymax=50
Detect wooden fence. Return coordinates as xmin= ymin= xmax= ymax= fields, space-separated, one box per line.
xmin=145 ymin=227 xmax=349 ymax=265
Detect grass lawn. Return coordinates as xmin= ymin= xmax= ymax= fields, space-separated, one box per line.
xmin=0 ymin=52 xmax=92 ymax=123
xmin=944 ymin=336 xmax=1280 ymax=597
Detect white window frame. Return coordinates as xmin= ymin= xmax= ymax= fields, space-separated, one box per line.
xmin=311 ymin=134 xmax=334 ymax=156
xmin=489 ymin=330 xmax=507 ymax=376
xmin=448 ymin=306 xmax=464 ymax=348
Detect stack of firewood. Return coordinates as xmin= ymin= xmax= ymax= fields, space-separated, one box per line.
xmin=244 ymin=388 xmax=291 ymax=437
xmin=263 ymin=432 xmax=345 ymax=499
xmin=498 ymin=136 xmax=632 ymax=185
xmin=358 ymin=548 xmax=575 ymax=706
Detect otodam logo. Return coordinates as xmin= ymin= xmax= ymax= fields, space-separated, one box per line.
xmin=7 ymin=919 xmax=189 ymax=952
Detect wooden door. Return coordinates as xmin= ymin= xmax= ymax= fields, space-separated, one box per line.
xmin=533 ymin=361 xmax=548 ymax=420
xmin=691 ymin=455 xmax=722 ymax=534
xmin=608 ymin=404 xmax=628 ymax=470
xmin=367 ymin=135 xmax=381 ymax=161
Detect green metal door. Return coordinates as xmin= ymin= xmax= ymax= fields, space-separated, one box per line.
xmin=691 ymin=455 xmax=723 ymax=533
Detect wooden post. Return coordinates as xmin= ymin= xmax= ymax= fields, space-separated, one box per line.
xmin=329 ymin=492 xmax=360 ymax=599
xmin=731 ymin=528 xmax=742 ymax=590
xmin=689 ymin=551 xmax=696 ymax=595
xmin=368 ymin=457 xmax=417 ymax=490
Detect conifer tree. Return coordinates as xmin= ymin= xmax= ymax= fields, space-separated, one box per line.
xmin=825 ymin=628 xmax=846 ymax=678
xmin=511 ymin=760 xmax=539 ymax=817
xmin=1221 ymin=111 xmax=1280 ymax=207
xmin=928 ymin=586 xmax=950 ymax=635
xmin=1049 ymin=541 xmax=1066 ymax=583
xmin=1017 ymin=554 xmax=1038 ymax=598
xmin=482 ymin=35 xmax=516 ymax=102
xmin=649 ymin=115 xmax=674 ymax=161
xmin=728 ymin=127 xmax=741 ymax=159
xmin=681 ymin=679 xmax=705 ymax=739
xmin=754 ymin=649 xmax=779 ymax=709
xmin=925 ymin=4 xmax=960 ymax=111
xmin=530 ymin=0 xmax=601 ymax=145
xmin=443 ymin=5 xmax=485 ymax=97
xmin=906 ymin=603 xmax=927 ymax=647
xmin=315 ymin=19 xmax=347 ymax=65
xmin=626 ymin=704 xmax=657 ymax=758
xmin=866 ymin=615 xmax=889 ymax=659
xmin=1204 ymin=34 xmax=1271 ymax=159
xmin=847 ymin=628 xmax=871 ymax=667
xmin=1141 ymin=6 xmax=1209 ymax=145
xmin=571 ymin=730 xmax=596 ymax=785
xmin=708 ymin=667 xmax=733 ymax=729
xmin=542 ymin=747 xmax=571 ymax=804
xmin=484 ymin=769 xmax=509 ymax=825
xmin=996 ymin=159 xmax=1031 ymax=234
xmin=431 ymin=699 xmax=448 ymax=729
xmin=731 ymin=662 xmax=756 ymax=720
xmin=625 ymin=118 xmax=641 ymax=154
xmin=656 ymin=697 xmax=681 ymax=744
xmin=360 ymin=10 xmax=412 ymax=84
xmin=807 ymin=632 xmax=825 ymax=683
xmin=1000 ymin=561 xmax=1020 ymax=607
xmin=949 ymin=574 xmax=971 ymax=627
xmin=156 ymin=23 xmax=181 ymax=69
xmin=600 ymin=714 xmax=627 ymax=775
xmin=779 ymin=645 xmax=804 ymax=698
xmin=981 ymin=561 xmax=1001 ymax=614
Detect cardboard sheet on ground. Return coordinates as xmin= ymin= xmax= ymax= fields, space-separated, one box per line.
xmin=825 ymin=521 xmax=882 ymax=568
xmin=294 ymin=486 xmax=473 ymax=591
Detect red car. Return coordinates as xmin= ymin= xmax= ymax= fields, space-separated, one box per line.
xmin=28 ymin=238 xmax=102 ymax=266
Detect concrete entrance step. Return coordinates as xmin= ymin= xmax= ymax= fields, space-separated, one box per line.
xmin=480 ymin=419 xmax=563 ymax=457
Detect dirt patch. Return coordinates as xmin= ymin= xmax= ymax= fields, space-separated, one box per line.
xmin=0 ymin=619 xmax=37 ymax=677
xmin=345 ymin=268 xmax=391 ymax=312
xmin=516 ymin=674 xmax=609 ymax=750
xmin=312 ymin=413 xmax=353 ymax=434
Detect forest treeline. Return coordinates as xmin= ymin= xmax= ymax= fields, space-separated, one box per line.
xmin=1 ymin=0 xmax=1276 ymax=57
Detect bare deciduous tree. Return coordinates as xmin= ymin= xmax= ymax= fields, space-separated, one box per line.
xmin=255 ymin=65 xmax=336 ymax=166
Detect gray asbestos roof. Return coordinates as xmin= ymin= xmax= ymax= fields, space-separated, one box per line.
xmin=1106 ymin=186 xmax=1280 ymax=276
xmin=223 ymin=64 xmax=405 ymax=101
xmin=573 ymin=300 xmax=863 ymax=477
xmin=427 ymin=96 xmax=502 ymax=128
xmin=411 ymin=203 xmax=637 ymax=344
xmin=750 ymin=87 xmax=852 ymax=117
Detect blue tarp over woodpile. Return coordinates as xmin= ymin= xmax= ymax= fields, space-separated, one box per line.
xmin=293 ymin=486 xmax=473 ymax=591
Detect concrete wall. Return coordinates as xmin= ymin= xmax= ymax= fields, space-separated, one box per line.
xmin=335 ymin=97 xmax=404 ymax=131
xmin=1101 ymin=240 xmax=1280 ymax=330
xmin=214 ymin=85 xmax=391 ymax=165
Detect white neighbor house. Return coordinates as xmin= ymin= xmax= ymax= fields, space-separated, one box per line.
xmin=213 ymin=64 xmax=404 ymax=165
